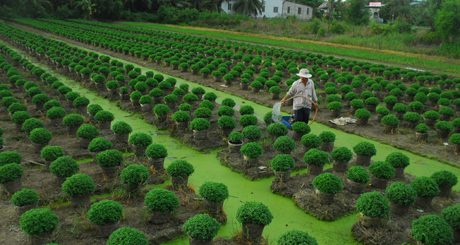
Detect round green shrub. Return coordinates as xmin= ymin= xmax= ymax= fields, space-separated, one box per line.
xmin=313 ymin=173 xmax=343 ymax=194
xmin=353 ymin=141 xmax=377 ymax=156
xmin=19 ymin=208 xmax=58 ymax=236
xmin=62 ymin=114 xmax=84 ymax=127
xmin=416 ymin=123 xmax=429 ymax=133
xmin=11 ymin=188 xmax=39 ymax=207
xmin=241 ymin=142 xmax=264 ymax=159
xmin=32 ymin=94 xmax=50 ymax=105
xmin=301 ymin=134 xmax=322 ymax=148
xmin=303 ymin=148 xmax=329 ymax=166
xmin=22 ymin=118 xmax=44 ymax=133
xmin=121 ymin=164 xmax=150 ymax=186
xmin=236 ymin=201 xmax=273 ymax=226
xmin=0 ymin=151 xmax=22 ymax=166
xmin=44 ymin=100 xmax=61 ymax=111
xmin=411 ymin=176 xmax=440 ymax=197
xmin=73 ymin=97 xmax=90 ymax=107
xmin=292 ymin=122 xmax=311 ymax=135
xmin=94 ymin=110 xmax=114 ymax=122
xmin=327 ymin=101 xmax=343 ymax=111
xmin=128 ymin=132 xmax=152 ymax=147
xmin=88 ymin=200 xmax=123 ymax=225
xmin=435 ymin=121 xmax=453 ymax=133
xmin=30 ymin=128 xmax=52 ymax=145
xmin=385 ymin=152 xmax=410 ymax=169
xmin=228 ymin=131 xmax=243 ymax=143
xmin=190 ymin=118 xmax=211 ymax=131
xmin=318 ymin=131 xmax=335 ymax=143
xmin=267 ymin=123 xmax=288 ymax=137
xmin=271 ymin=154 xmax=295 ymax=172
xmin=166 ymin=160 xmax=194 ymax=178
xmin=49 ymin=156 xmax=79 ymax=178
xmin=62 ymin=173 xmax=95 ymax=197
xmin=96 ymin=150 xmax=124 ymax=167
xmin=242 ymin=125 xmax=262 ymax=141
xmin=173 ymin=111 xmax=191 ymax=123
xmin=2 ymin=97 xmax=19 ymax=108
xmin=385 ymin=182 xmax=417 ymax=205
xmin=146 ymin=143 xmax=168 ymax=159
xmin=11 ymin=111 xmax=31 ymax=124
xmin=411 ymin=215 xmax=453 ymax=245
xmin=218 ymin=116 xmax=236 ymax=130
xmin=355 ymin=109 xmax=371 ymax=119
xmin=217 ymin=106 xmax=234 ymax=117
xmin=239 ymin=105 xmax=254 ymax=115
xmin=199 ymin=181 xmax=229 ymax=203
xmin=144 ymin=188 xmax=179 ymax=213
xmin=331 ymin=147 xmax=353 ymax=162
xmin=221 ymin=98 xmax=236 ymax=108
xmin=183 ymin=93 xmax=199 ymax=103
xmin=88 ymin=137 xmax=112 ymax=152
xmin=273 ymin=136 xmax=296 ymax=153
xmin=182 ymin=214 xmax=220 ymax=241
xmin=203 ymin=92 xmax=217 ymax=101
xmin=277 ymin=230 xmax=318 ymax=245
xmin=8 ymin=103 xmax=27 ymax=115
xmin=441 ymin=204 xmax=460 ymax=230
xmin=199 ymin=100 xmax=214 ymax=110
xmin=153 ymin=104 xmax=171 ymax=117
xmin=46 ymin=107 xmax=66 ymax=120
xmin=424 ymin=110 xmax=440 ymax=120
xmin=194 ymin=108 xmax=212 ymax=118
xmin=431 ymin=170 xmax=458 ymax=188
xmin=76 ymin=124 xmax=100 ymax=139
xmin=347 ymin=166 xmax=370 ymax=184
xmin=381 ymin=114 xmax=400 ymax=126
xmin=179 ymin=103 xmax=193 ymax=112
xmin=41 ymin=146 xmax=64 ymax=162
xmin=356 ymin=192 xmax=390 ymax=218
xmin=239 ymin=115 xmax=258 ymax=127
xmin=107 ymin=227 xmax=148 ymax=245
xmin=0 ymin=163 xmax=23 ymax=184
xmin=369 ymin=161 xmax=395 ymax=180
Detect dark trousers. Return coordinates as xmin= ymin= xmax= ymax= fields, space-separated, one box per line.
xmin=294 ymin=108 xmax=311 ymax=125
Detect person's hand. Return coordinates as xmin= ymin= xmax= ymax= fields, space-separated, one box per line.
xmin=313 ymin=102 xmax=318 ymax=108
xmin=280 ymin=98 xmax=286 ymax=104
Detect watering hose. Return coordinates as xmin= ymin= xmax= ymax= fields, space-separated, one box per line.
xmin=283 ymin=95 xmax=318 ymax=126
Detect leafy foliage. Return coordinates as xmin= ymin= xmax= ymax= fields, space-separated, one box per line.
xmin=411 ymin=215 xmax=453 ymax=245
xmin=11 ymin=188 xmax=39 ymax=207
xmin=411 ymin=176 xmax=440 ymax=197
xmin=88 ymin=200 xmax=123 ymax=226
xmin=347 ymin=166 xmax=370 ymax=184
xmin=356 ymin=192 xmax=391 ymax=218
xmin=62 ymin=173 xmax=95 ymax=197
xmin=312 ymin=173 xmax=343 ymax=194
xmin=236 ymin=201 xmax=273 ymax=226
xmin=182 ymin=214 xmax=220 ymax=241
xmin=20 ymin=208 xmax=58 ymax=236
xmin=144 ymin=188 xmax=179 ymax=213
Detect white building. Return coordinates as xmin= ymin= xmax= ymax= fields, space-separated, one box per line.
xmin=221 ymin=0 xmax=313 ymax=20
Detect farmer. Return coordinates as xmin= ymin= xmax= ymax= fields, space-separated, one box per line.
xmin=280 ymin=68 xmax=318 ymax=125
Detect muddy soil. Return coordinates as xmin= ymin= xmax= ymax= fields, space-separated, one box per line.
xmin=9 ymin=21 xmax=459 ymax=167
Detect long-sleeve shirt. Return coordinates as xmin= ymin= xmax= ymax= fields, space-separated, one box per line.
xmin=287 ymin=79 xmax=318 ymax=110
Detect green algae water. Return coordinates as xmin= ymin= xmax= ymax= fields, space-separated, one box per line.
xmin=9 ymin=42 xmax=460 ymax=245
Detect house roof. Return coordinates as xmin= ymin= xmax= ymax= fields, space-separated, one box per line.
xmin=318 ymin=2 xmax=328 ymax=9
xmin=283 ymin=0 xmax=313 ymax=8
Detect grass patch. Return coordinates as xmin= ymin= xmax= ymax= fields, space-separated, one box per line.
xmin=119 ymin=22 xmax=460 ymax=76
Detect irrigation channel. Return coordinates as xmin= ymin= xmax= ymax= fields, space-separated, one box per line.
xmin=5 ymin=36 xmax=460 ymax=245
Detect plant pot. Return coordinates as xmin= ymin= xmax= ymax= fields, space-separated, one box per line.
xmin=315 ymin=189 xmax=335 ymax=205
xmin=155 ymin=114 xmax=167 ymax=123
xmin=131 ymin=99 xmax=140 ymax=106
xmin=243 ymin=155 xmax=259 ymax=167
xmin=384 ymin=124 xmax=397 ymax=134
xmin=415 ymin=196 xmax=434 ymax=207
xmin=251 ymin=87 xmax=260 ymax=93
xmin=438 ymin=186 xmax=452 ymax=197
xmin=377 ymin=114 xmax=384 ymax=122
xmin=189 ymin=237 xmax=213 ymax=245
xmin=386 ymin=103 xmax=395 ymax=111
xmin=228 ymin=140 xmax=243 ymax=153
xmin=440 ymin=114 xmax=451 ymax=121
xmin=98 ymin=221 xmax=120 ymax=238
xmin=240 ymin=83 xmax=249 ymax=90
xmin=356 ymin=155 xmax=372 ymax=167
xmin=390 ymin=202 xmax=410 ymax=216
xmin=2 ymin=177 xmax=22 ymax=194
xmin=67 ymin=126 xmax=79 ymax=136
xmin=394 ymin=167 xmax=405 ymax=179
xmin=101 ymin=166 xmax=119 ymax=178
xmin=140 ymin=103 xmax=152 ymax=113
xmin=193 ymin=130 xmax=207 ymax=140
xmin=204 ymin=200 xmax=224 ymax=214
xmin=274 ymin=170 xmax=291 ymax=183
xmin=370 ymin=175 xmax=388 ymax=189
xmin=330 ymin=110 xmax=340 ymax=118
xmin=166 ymin=102 xmax=176 ymax=110
xmin=120 ymin=93 xmax=130 ymax=101
xmin=115 ymin=134 xmax=129 ymax=144
xmin=148 ymin=157 xmax=165 ymax=175
xmin=333 ymin=160 xmax=348 ymax=173
xmin=415 ymin=131 xmax=428 ymax=141
xmin=308 ymin=164 xmax=323 ymax=176
xmin=320 ymin=142 xmax=334 ymax=152
xmin=271 ymin=93 xmax=280 ymax=100
xmin=29 ymin=232 xmax=52 ymax=245
xmin=33 ymin=143 xmax=46 ymax=154
xmin=356 ymin=117 xmax=369 ymax=126
xmin=347 ymin=179 xmax=365 ymax=194
xmin=70 ymin=193 xmax=91 ymax=208
xmin=16 ymin=203 xmax=38 ymax=216
xmin=77 ymin=106 xmax=87 ymax=116
xmin=424 ymin=118 xmax=436 ymax=127
xmin=436 ymin=129 xmax=450 ymax=140
xmin=242 ymin=223 xmax=264 ymax=241
xmin=171 ymin=176 xmax=188 ymax=188
xmin=175 ymin=121 xmax=188 ymax=131
xmin=360 ymin=213 xmax=382 ymax=228
xmin=151 ymin=210 xmax=171 ymax=224
xmin=98 ymin=121 xmax=111 ymax=130
xmin=79 ymin=138 xmax=92 ymax=149
xmin=133 ymin=145 xmax=147 ymax=156
xmin=15 ymin=123 xmax=22 ymax=132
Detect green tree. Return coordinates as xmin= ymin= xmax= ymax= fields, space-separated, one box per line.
xmin=73 ymin=0 xmax=97 ymax=19
xmin=345 ymin=0 xmax=369 ymax=25
xmin=379 ymin=0 xmax=411 ymax=22
xmin=296 ymin=0 xmax=323 ymax=7
xmin=435 ymin=0 xmax=460 ymax=41
xmin=233 ymin=0 xmax=264 ymax=16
